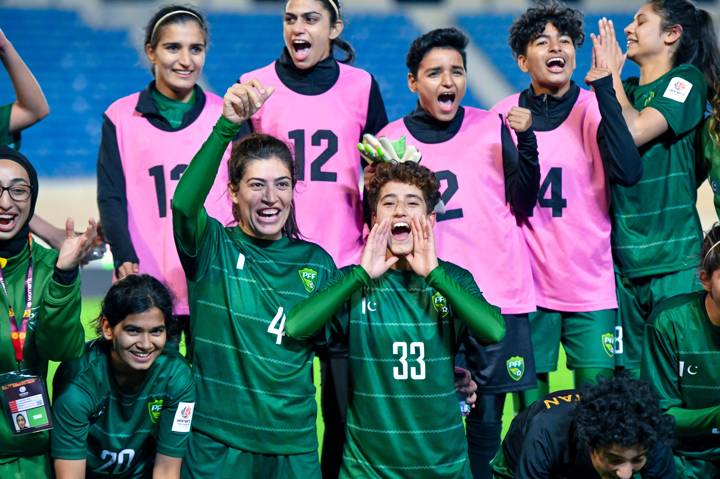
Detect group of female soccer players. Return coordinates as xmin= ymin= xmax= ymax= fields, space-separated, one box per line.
xmin=1 ymin=0 xmax=720 ymax=477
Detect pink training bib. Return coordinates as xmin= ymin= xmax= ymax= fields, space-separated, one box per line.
xmin=106 ymin=91 xmax=233 ymax=315
xmin=241 ymin=62 xmax=372 ymax=267
xmin=381 ymin=108 xmax=535 ymax=314
xmin=493 ymin=90 xmax=616 ymax=312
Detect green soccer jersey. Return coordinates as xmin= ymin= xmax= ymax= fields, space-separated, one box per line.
xmin=0 ymin=103 xmax=20 ymax=148
xmin=699 ymin=119 xmax=720 ymax=220
xmin=51 ymin=341 xmax=195 ymax=478
xmin=328 ymin=263 xmax=475 ymax=478
xmin=180 ymin=218 xmax=335 ymax=454
xmin=641 ymin=292 xmax=720 ymax=460
xmin=0 ymin=241 xmax=84 ymax=464
xmin=612 ymin=64 xmax=707 ymax=278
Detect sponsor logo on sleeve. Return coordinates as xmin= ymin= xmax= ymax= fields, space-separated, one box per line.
xmin=662 ymin=77 xmax=693 ymax=103
xmin=298 ymin=268 xmax=318 ymax=293
xmin=601 ymin=332 xmax=615 ymax=358
xmin=506 ymin=356 xmax=525 ymax=381
xmin=171 ymin=402 xmax=195 ymax=433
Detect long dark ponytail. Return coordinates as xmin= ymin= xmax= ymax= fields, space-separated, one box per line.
xmin=320 ymin=0 xmax=355 ymax=64
xmin=650 ymin=0 xmax=720 ymax=140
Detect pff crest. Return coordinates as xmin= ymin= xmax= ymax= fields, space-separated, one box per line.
xmin=298 ymin=268 xmax=318 ymax=293
xmin=506 ymin=356 xmax=525 ymax=382
xmin=147 ymin=399 xmax=164 ymax=423
xmin=432 ymin=292 xmax=449 ymax=318
xmin=601 ymin=332 xmax=615 ymax=358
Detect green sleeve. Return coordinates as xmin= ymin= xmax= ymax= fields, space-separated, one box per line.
xmin=700 ymin=121 xmax=720 ymax=219
xmin=641 ymin=321 xmax=682 ymax=410
xmin=35 ymin=277 xmax=84 ymax=361
xmin=171 ymin=116 xmax=240 ymax=260
xmin=425 ymin=264 xmax=505 ymax=344
xmin=50 ymin=383 xmax=93 ymax=460
xmin=645 ymin=66 xmax=707 ymax=137
xmin=666 ymin=405 xmax=720 ymax=438
xmin=286 ymin=266 xmax=369 ymax=341
xmin=0 ymin=103 xmax=19 ymax=148
xmin=156 ymin=360 xmax=196 ymax=458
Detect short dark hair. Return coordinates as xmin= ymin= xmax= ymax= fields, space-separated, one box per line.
xmin=366 ymin=162 xmax=441 ymax=215
xmin=228 ymin=133 xmax=301 ymax=240
xmin=406 ymin=28 xmax=468 ymax=77
xmin=575 ymin=375 xmax=674 ymax=452
xmin=95 ymin=274 xmax=179 ymax=341
xmin=508 ymin=1 xmax=584 ymax=58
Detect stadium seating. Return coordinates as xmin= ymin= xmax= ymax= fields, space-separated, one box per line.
xmin=0 ymin=7 xmax=639 ymax=177
xmin=0 ymin=8 xmax=149 ymax=176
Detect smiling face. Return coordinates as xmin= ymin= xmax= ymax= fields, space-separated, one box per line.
xmin=590 ymin=445 xmax=648 ymax=479
xmin=145 ymin=20 xmax=206 ymax=102
xmin=0 ymin=159 xmax=32 ymax=240
xmin=372 ymin=181 xmax=434 ymax=257
xmin=409 ymin=47 xmax=467 ymax=122
xmin=517 ymin=22 xmax=576 ymax=97
xmin=230 ymin=157 xmax=293 ymax=241
xmin=284 ymin=0 xmax=342 ymax=70
xmin=102 ymin=307 xmax=167 ymax=374
xmin=624 ymin=3 xmax=673 ymax=66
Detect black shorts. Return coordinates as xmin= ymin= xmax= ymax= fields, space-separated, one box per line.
xmin=458 ymin=313 xmax=536 ymax=394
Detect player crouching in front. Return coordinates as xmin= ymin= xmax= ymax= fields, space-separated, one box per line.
xmin=286 ymin=161 xmax=505 ymax=478
xmin=491 ymin=375 xmax=675 ymax=478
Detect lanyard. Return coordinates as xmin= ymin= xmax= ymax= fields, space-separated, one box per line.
xmin=0 ymin=241 xmax=33 ymax=364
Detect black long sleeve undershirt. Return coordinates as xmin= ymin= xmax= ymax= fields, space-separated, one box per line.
xmin=591 ymin=75 xmax=643 ymax=186
xmin=96 ymin=115 xmax=138 ymax=269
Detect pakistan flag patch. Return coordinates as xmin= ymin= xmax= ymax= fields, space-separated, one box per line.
xmin=506 ymin=356 xmax=525 ymax=381
xmin=602 ymin=332 xmax=615 ymax=358
xmin=432 ymin=292 xmax=449 ymax=318
xmin=148 ymin=399 xmax=164 ymax=424
xmin=298 ymin=268 xmax=318 ymax=293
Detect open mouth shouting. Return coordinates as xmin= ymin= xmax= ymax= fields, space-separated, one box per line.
xmin=292 ymin=39 xmax=312 ymax=62
xmin=0 ymin=213 xmax=18 ymax=233
xmin=437 ymin=92 xmax=457 ymax=114
xmin=546 ymin=56 xmax=567 ymax=73
xmin=391 ymin=221 xmax=412 ymax=242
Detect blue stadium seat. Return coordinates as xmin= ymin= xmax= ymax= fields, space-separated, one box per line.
xmin=0 ymin=8 xmax=149 ymax=176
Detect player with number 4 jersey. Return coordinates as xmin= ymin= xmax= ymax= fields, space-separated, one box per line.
xmin=172 ymin=81 xmax=336 ymax=478
xmin=494 ymin=3 xmax=642 ymax=407
xmin=287 ymin=161 xmax=505 ymax=478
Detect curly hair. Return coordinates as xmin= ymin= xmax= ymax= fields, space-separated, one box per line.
xmin=406 ymin=27 xmax=469 ymax=77
xmin=575 ymin=375 xmax=675 ymax=452
xmin=508 ymin=1 xmax=584 ymax=58
xmin=365 ymin=162 xmax=441 ymax=215
xmin=95 ymin=274 xmax=180 ymax=342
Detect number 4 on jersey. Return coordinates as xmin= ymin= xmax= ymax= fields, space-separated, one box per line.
xmin=267 ymin=306 xmax=287 ymax=345
xmin=532 ymin=167 xmax=567 ymax=218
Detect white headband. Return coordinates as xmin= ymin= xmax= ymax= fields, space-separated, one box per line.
xmin=327 ymin=0 xmax=339 ymax=18
xmin=704 ymin=239 xmax=720 ymax=261
xmin=151 ymin=10 xmax=203 ymax=42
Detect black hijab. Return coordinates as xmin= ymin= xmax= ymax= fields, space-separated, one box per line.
xmin=0 ymin=147 xmax=39 ymax=259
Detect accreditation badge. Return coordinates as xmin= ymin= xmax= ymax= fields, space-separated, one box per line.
xmin=0 ymin=371 xmax=52 ymax=435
